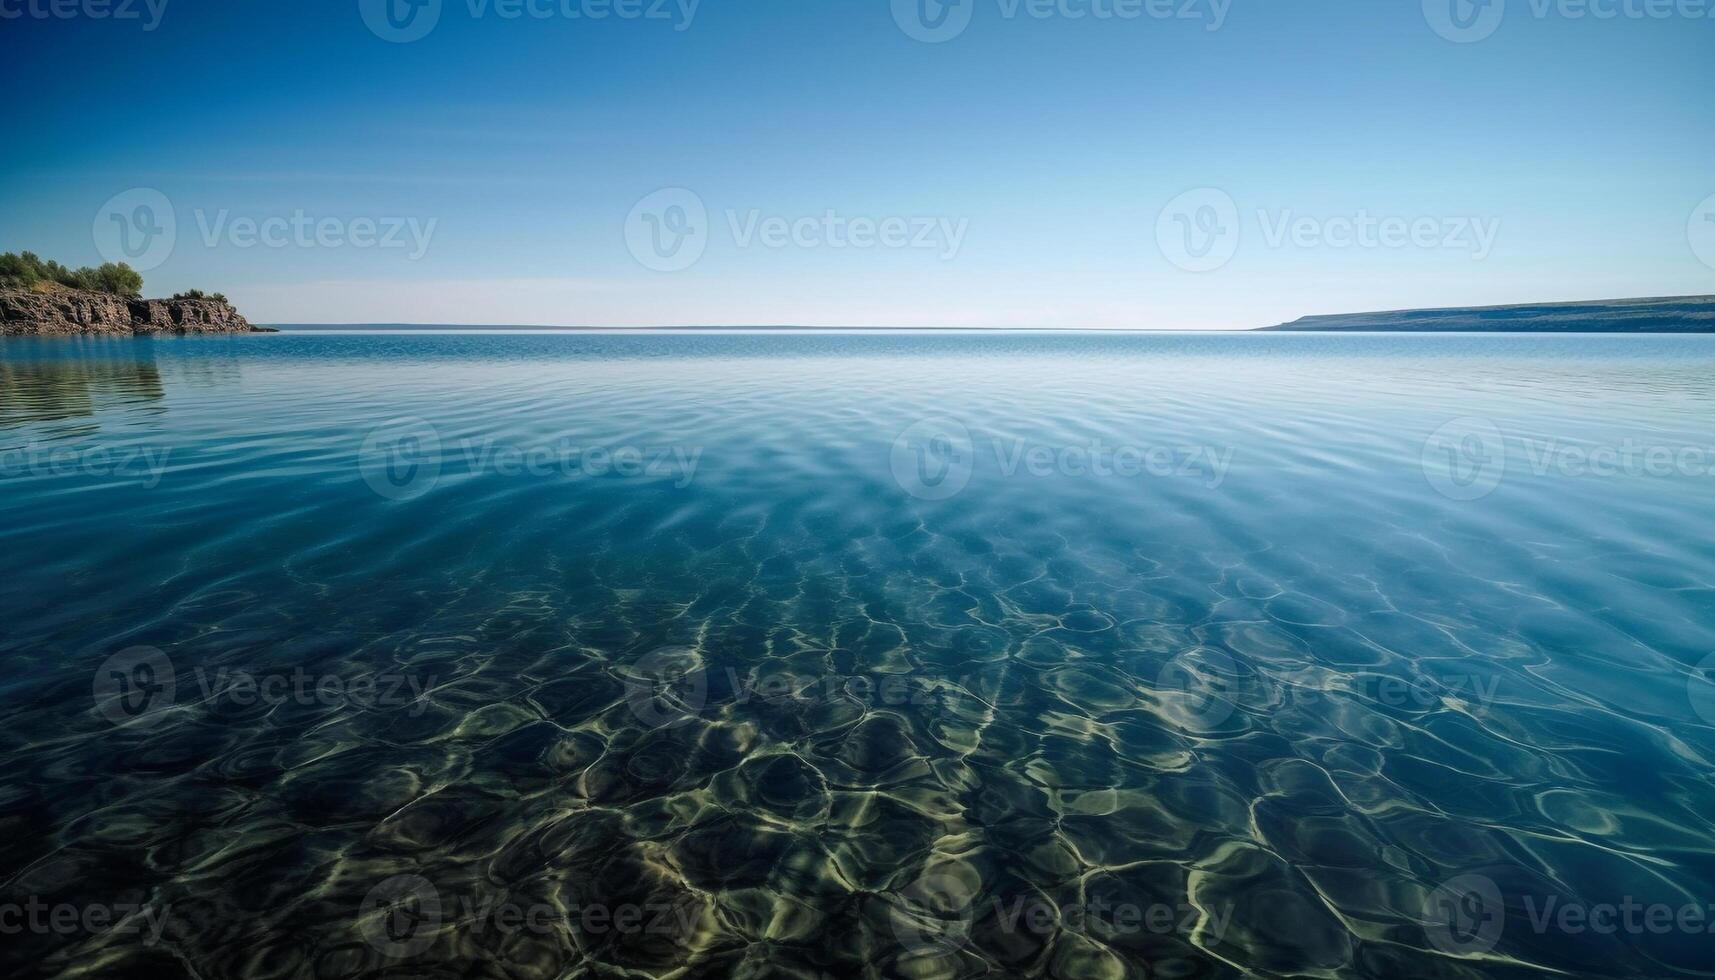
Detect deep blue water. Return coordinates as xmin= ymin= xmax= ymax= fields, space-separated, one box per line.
xmin=3 ymin=331 xmax=1715 ymax=979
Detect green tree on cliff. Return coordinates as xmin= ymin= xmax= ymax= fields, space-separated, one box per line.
xmin=0 ymin=251 xmax=144 ymax=297
xmin=83 ymin=262 xmax=145 ymax=296
xmin=170 ymin=289 xmax=231 ymax=304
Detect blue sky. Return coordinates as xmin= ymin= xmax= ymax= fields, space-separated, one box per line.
xmin=2 ymin=0 xmax=1712 ymax=327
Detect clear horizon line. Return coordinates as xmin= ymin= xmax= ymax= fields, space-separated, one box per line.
xmin=256 ymin=292 xmax=1715 ymax=333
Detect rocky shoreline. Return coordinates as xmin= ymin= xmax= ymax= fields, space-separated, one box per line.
xmin=1263 ymin=294 xmax=1715 ymax=332
xmin=0 ymin=287 xmax=273 ymax=336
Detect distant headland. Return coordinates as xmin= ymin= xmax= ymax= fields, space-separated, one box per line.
xmin=1265 ymin=295 xmax=1715 ymax=333
xmin=0 ymin=251 xmax=270 ymax=336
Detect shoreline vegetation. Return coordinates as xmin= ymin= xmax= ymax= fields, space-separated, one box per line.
xmin=0 ymin=251 xmax=269 ymax=336
xmin=0 ymin=250 xmax=143 ymax=297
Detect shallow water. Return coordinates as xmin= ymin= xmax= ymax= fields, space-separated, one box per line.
xmin=3 ymin=331 xmax=1714 ymax=979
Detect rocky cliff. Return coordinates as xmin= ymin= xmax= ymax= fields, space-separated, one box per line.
xmin=0 ymin=287 xmax=271 ymax=336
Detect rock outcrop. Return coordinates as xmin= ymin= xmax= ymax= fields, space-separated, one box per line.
xmin=1 ymin=287 xmax=271 ymax=336
xmin=1263 ymin=295 xmax=1715 ymax=332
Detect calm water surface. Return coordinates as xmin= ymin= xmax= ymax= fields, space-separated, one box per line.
xmin=3 ymin=332 xmax=1714 ymax=979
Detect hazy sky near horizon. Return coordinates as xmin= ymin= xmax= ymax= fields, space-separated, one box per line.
xmin=2 ymin=0 xmax=1713 ymax=328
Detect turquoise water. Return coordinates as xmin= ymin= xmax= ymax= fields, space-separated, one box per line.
xmin=3 ymin=331 xmax=1715 ymax=979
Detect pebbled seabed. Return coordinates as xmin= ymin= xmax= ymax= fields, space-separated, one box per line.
xmin=2 ymin=332 xmax=1715 ymax=979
